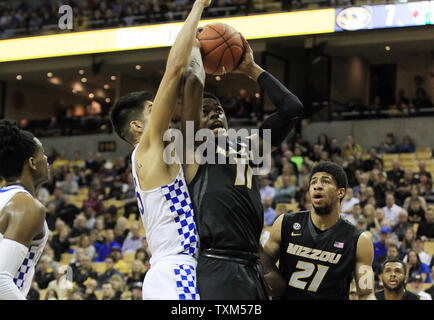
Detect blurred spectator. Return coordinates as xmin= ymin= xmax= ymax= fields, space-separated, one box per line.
xmin=373 ymin=241 xmax=401 ymax=283
xmin=387 ymin=160 xmax=404 ymax=187
xmin=45 ymin=288 xmax=59 ymax=300
xmin=114 ymin=217 xmax=129 ymax=246
xmin=74 ymin=254 xmax=98 ymax=290
xmin=408 ymin=274 xmax=432 ymax=300
xmin=95 ymin=229 xmax=121 ymax=262
xmin=52 ymin=150 xmax=70 ymax=174
xmin=97 ymin=255 xmax=123 ymax=289
xmin=363 ymin=147 xmax=383 ymax=172
xmin=82 ymin=188 xmax=105 ymax=216
xmin=416 ymin=207 xmax=434 ymax=240
xmin=317 ymin=133 xmax=330 ymax=153
xmin=259 ymin=175 xmax=276 ymax=202
xmin=110 ymin=274 xmax=125 ymax=300
xmin=377 ymin=132 xmax=397 ymax=154
xmin=382 ymin=194 xmax=403 ymax=226
xmin=273 ymin=175 xmax=296 ymax=204
xmin=34 ymin=255 xmax=55 ymax=290
xmin=122 ymin=222 xmax=143 ymax=254
xmin=69 ymin=214 xmax=91 ymax=244
xmin=373 ymin=226 xmax=392 ymax=262
xmin=83 ymin=279 xmax=99 ymax=300
xmin=396 ymin=170 xmax=416 ymax=205
xmin=51 ymin=225 xmax=71 ymax=261
xmin=403 ymin=184 xmax=427 ymax=212
xmin=127 ymin=260 xmax=146 ymax=288
xmin=342 ymin=135 xmax=363 ymax=160
xmin=263 ymin=196 xmax=277 ymax=227
xmin=396 ymin=135 xmax=415 ymax=154
xmin=47 ymin=265 xmax=73 ymax=300
xmin=101 ymin=281 xmax=116 ymax=300
xmin=404 ymin=249 xmax=431 ymax=283
xmin=407 ymin=198 xmax=426 ymax=223
xmin=415 ymin=161 xmax=432 ymax=182
xmin=131 ymin=281 xmax=143 ymax=300
xmin=392 ymin=210 xmax=412 ymax=242
xmin=111 ymin=246 xmax=129 ymax=274
xmin=400 ymin=226 xmax=416 ymax=256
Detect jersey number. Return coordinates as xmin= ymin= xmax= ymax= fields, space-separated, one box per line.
xmin=234 ymin=159 xmax=253 ymax=189
xmin=288 ymin=261 xmax=329 ymax=292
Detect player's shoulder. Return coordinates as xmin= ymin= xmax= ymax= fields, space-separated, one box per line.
xmin=6 ymin=192 xmax=45 ymax=216
xmin=282 ymin=210 xmax=310 ymax=224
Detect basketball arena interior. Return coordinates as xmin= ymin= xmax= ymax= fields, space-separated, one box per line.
xmin=0 ymin=0 xmax=433 ymax=301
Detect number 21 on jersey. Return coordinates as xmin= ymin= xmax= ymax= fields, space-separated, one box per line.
xmin=289 ymin=260 xmax=329 ymax=292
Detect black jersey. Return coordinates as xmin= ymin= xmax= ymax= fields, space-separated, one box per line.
xmin=278 ymin=211 xmax=362 ymax=300
xmin=375 ymin=289 xmax=422 ymax=300
xmin=188 ymin=137 xmax=263 ymax=253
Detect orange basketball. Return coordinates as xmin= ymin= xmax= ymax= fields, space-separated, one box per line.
xmin=196 ymin=22 xmax=245 ymax=76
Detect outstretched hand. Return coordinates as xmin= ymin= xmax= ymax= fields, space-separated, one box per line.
xmin=197 ymin=0 xmax=212 ymax=8
xmin=232 ymin=34 xmax=255 ymax=75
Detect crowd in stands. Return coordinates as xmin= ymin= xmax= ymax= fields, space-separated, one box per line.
xmin=12 ymin=126 xmax=432 ymax=300
xmin=0 ymin=0 xmax=253 ymax=39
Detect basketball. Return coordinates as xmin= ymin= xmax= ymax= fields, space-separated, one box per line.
xmin=197 ymin=22 xmax=246 ymax=76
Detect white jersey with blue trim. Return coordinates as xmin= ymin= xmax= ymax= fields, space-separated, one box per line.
xmin=131 ymin=145 xmax=199 ymax=265
xmin=0 ymin=185 xmax=49 ymax=297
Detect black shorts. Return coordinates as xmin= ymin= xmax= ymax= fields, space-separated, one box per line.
xmin=196 ymin=252 xmax=269 ymax=300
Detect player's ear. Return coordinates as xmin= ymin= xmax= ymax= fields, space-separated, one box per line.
xmin=337 ymin=187 xmax=346 ymax=201
xmin=28 ymin=157 xmax=37 ymax=170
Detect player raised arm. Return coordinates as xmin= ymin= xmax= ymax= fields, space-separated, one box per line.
xmin=353 ymin=231 xmax=376 ymax=300
xmin=137 ymin=0 xmax=211 ymax=153
xmin=262 ymin=214 xmax=286 ymax=297
xmin=234 ymin=37 xmax=303 ymax=153
xmin=0 ymin=194 xmax=45 ymax=300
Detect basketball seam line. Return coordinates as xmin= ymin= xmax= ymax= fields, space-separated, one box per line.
xmin=203 ymin=26 xmax=241 ymax=74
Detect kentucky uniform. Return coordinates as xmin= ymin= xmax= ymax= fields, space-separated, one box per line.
xmin=131 ymin=145 xmax=200 ymax=300
xmin=188 ymin=137 xmax=268 ymax=300
xmin=277 ymin=211 xmax=362 ymax=300
xmin=0 ymin=186 xmax=48 ymax=298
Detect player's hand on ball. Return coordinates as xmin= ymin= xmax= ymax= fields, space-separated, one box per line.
xmin=233 ymin=35 xmax=256 ymax=75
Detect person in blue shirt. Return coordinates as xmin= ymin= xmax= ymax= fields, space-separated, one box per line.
xmin=373 ymin=226 xmax=391 ymax=263
xmin=94 ymin=229 xmax=121 ymax=262
xmin=406 ymin=249 xmax=431 ymax=283
xmin=263 ymin=197 xmax=277 ymax=227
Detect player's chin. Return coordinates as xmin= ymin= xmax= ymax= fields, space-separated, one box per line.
xmin=212 ymin=127 xmax=227 ymax=136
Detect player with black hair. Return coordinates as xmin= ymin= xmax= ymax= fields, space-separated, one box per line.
xmin=264 ymin=161 xmax=376 ymax=299
xmin=375 ymin=258 xmax=422 ymax=300
xmin=0 ymin=119 xmax=49 ymax=300
xmin=109 ymin=0 xmax=211 ymax=299
xmin=179 ymin=36 xmax=303 ymax=299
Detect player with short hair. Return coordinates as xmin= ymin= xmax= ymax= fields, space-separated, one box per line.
xmin=179 ymin=37 xmax=303 ymax=299
xmin=264 ymin=161 xmax=376 ymax=299
xmin=0 ymin=119 xmax=50 ymax=300
xmin=375 ymin=258 xmax=422 ymax=300
xmin=109 ymin=0 xmax=211 ymax=300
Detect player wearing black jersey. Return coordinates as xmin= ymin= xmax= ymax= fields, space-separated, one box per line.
xmin=179 ymin=37 xmax=303 ymax=299
xmin=264 ymin=161 xmax=376 ymax=299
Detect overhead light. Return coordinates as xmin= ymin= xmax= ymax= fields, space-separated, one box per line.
xmin=135 ymin=65 xmax=141 ymax=70
xmin=89 ymin=93 xmax=95 ymax=99
xmin=16 ymin=74 xmax=22 ymax=80
xmin=255 ymin=93 xmax=260 ymax=98
xmin=110 ymin=75 xmax=116 ymax=81
xmin=78 ymin=69 xmax=85 ymax=75
xmin=48 ymin=77 xmax=61 ymax=85
xmin=215 ymin=76 xmax=221 ymax=81
xmin=385 ymin=45 xmax=391 ymax=51
xmin=47 ymin=72 xmax=53 ymax=78
xmin=105 ymin=98 xmax=111 ymax=103
xmin=81 ymin=77 xmax=87 ymax=83
xmin=104 ymin=84 xmax=109 ymax=90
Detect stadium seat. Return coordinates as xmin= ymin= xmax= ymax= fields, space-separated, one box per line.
xmin=424 ymin=241 xmax=434 ymax=256
xmin=399 ymin=153 xmax=415 ymax=161
xmin=60 ymin=253 xmax=73 ymax=265
xmin=123 ymin=252 xmax=136 ymax=264
xmin=416 ymin=152 xmax=431 ymax=160
xmin=382 ymin=154 xmax=399 ymax=161
xmin=95 ymin=290 xmax=103 ymax=300
xmin=92 ymin=262 xmax=106 ymax=274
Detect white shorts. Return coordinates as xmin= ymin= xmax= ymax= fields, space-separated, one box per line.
xmin=142 ymin=255 xmax=200 ymax=300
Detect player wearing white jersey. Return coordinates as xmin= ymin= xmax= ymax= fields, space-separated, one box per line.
xmin=109 ymin=0 xmax=211 ymax=300
xmin=0 ymin=120 xmax=50 ymax=300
